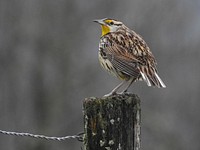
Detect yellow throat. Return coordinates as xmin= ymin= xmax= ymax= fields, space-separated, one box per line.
xmin=101 ymin=25 xmax=110 ymax=36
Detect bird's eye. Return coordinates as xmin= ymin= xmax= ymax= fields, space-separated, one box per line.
xmin=110 ymin=21 xmax=114 ymax=25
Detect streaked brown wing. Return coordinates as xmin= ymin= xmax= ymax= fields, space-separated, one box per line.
xmin=105 ymin=31 xmax=157 ymax=71
xmin=105 ymin=45 xmax=141 ymax=78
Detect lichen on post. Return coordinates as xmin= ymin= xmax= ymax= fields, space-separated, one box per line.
xmin=83 ymin=93 xmax=141 ymax=150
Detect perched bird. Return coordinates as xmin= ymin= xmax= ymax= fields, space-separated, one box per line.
xmin=94 ymin=18 xmax=166 ymax=96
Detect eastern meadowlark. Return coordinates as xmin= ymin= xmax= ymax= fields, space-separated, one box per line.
xmin=94 ymin=18 xmax=166 ymax=96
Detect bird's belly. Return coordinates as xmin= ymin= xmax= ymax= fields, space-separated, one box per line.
xmin=98 ymin=53 xmax=116 ymax=76
xmin=98 ymin=52 xmax=129 ymax=80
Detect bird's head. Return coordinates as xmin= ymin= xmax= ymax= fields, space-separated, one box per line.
xmin=94 ymin=18 xmax=123 ymax=36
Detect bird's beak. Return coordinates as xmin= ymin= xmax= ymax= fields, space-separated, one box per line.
xmin=93 ymin=19 xmax=105 ymax=25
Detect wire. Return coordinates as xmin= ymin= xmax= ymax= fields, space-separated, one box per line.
xmin=0 ymin=130 xmax=83 ymax=142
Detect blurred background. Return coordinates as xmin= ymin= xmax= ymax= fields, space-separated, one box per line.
xmin=0 ymin=0 xmax=199 ymax=149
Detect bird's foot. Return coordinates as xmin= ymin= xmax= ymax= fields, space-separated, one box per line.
xmin=103 ymin=91 xmax=117 ymax=97
xmin=118 ymin=90 xmax=131 ymax=95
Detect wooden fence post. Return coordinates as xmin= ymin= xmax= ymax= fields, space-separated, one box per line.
xmin=83 ymin=93 xmax=141 ymax=150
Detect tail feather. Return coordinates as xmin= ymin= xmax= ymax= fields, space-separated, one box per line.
xmin=154 ymin=72 xmax=166 ymax=88
xmin=139 ymin=67 xmax=166 ymax=88
xmin=140 ymin=71 xmax=151 ymax=86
